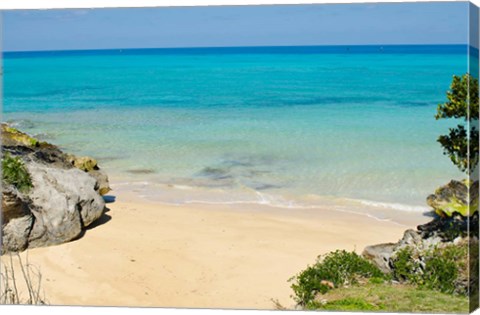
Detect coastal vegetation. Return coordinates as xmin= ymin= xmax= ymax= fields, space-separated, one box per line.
xmin=391 ymin=240 xmax=470 ymax=295
xmin=435 ymin=73 xmax=479 ymax=174
xmin=289 ymin=250 xmax=385 ymax=307
xmin=289 ymin=241 xmax=472 ymax=312
xmin=2 ymin=153 xmax=33 ymax=193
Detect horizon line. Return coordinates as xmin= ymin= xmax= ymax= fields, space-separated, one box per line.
xmin=2 ymin=43 xmax=473 ymax=54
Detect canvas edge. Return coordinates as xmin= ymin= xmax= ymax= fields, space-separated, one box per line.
xmin=469 ymin=1 xmax=480 ymax=313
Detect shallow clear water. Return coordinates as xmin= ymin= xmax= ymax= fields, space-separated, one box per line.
xmin=3 ymin=47 xmax=468 ymax=212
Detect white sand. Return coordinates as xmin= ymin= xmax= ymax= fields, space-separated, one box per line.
xmin=2 ymin=193 xmax=427 ymax=309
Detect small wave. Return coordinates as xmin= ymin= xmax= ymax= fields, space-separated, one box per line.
xmin=170 ymin=184 xmax=194 ymax=190
xmin=155 ymin=192 xmax=408 ymax=226
xmin=182 ymin=191 xmax=320 ymax=210
xmin=354 ymin=199 xmax=430 ymax=213
xmin=254 ymin=191 xmax=315 ymax=209
xmin=6 ymin=119 xmax=36 ymax=129
xmin=156 ymin=190 xmax=316 ymax=209
xmin=109 ymin=179 xmax=425 ymax=226
xmin=110 ymin=181 xmax=151 ymax=187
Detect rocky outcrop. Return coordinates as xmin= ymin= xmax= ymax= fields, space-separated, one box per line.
xmin=2 ymin=186 xmax=34 ymax=252
xmin=362 ymin=228 xmax=444 ymax=274
xmin=65 ymin=154 xmax=111 ymax=195
xmin=363 ymin=210 xmax=478 ymax=272
xmin=427 ymin=179 xmax=478 ymax=217
xmin=1 ymin=124 xmax=111 ymax=195
xmin=363 ymin=180 xmax=479 ymax=294
xmin=1 ymin=124 xmax=111 ymax=253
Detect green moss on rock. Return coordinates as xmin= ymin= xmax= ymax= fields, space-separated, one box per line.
xmin=1 ymin=123 xmax=41 ymax=148
xmin=427 ymin=180 xmax=478 ymax=217
xmin=433 ymin=196 xmax=469 ymax=217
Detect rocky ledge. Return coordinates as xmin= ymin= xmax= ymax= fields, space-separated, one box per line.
xmin=1 ymin=124 xmax=111 ymax=253
xmin=363 ymin=179 xmax=478 ymax=294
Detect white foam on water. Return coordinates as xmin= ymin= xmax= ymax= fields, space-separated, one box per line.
xmin=179 ymin=193 xmax=409 ymax=227
xmin=108 ymin=179 xmax=423 ymax=227
xmin=253 ymin=191 xmax=315 ymax=209
xmin=353 ymin=199 xmax=430 ymax=213
xmin=170 ymin=185 xmax=194 ymax=190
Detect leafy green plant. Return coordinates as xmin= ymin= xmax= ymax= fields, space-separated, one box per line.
xmin=423 ymin=244 xmax=467 ymax=295
xmin=390 ymin=243 xmax=468 ymax=295
xmin=391 ymin=247 xmax=421 ymax=283
xmin=289 ymin=250 xmax=385 ymax=306
xmin=2 ymin=153 xmax=33 ymax=193
xmin=436 ymin=73 xmax=479 ymax=173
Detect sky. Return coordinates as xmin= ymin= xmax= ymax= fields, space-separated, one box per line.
xmin=1 ymin=2 xmax=472 ymax=52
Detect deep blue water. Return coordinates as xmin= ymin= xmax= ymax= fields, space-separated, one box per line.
xmin=3 ymin=44 xmax=469 ymax=59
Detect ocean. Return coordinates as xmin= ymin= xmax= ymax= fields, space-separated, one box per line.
xmin=2 ymin=45 xmax=470 ymax=215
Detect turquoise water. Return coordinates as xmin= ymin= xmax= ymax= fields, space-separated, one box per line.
xmin=2 ymin=46 xmax=468 ymax=211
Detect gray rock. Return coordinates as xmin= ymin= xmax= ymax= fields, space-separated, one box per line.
xmin=362 ymin=243 xmax=396 ymax=274
xmin=2 ymin=186 xmax=31 ymax=224
xmin=89 ymin=169 xmax=111 ymax=196
xmin=1 ymin=124 xmax=109 ymax=253
xmin=1 ymin=162 xmax=106 ymax=253
xmin=25 ymin=162 xmax=105 ymax=248
xmin=362 ymin=229 xmax=443 ymax=274
xmin=2 ymin=216 xmax=34 ymax=252
xmin=2 ymin=123 xmax=111 ymax=196
xmin=426 ymin=179 xmax=477 ymax=217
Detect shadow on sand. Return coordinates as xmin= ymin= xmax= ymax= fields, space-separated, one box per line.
xmin=73 ymin=196 xmax=116 ymax=242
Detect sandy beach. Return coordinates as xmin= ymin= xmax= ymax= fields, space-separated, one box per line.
xmin=2 ymin=191 xmax=429 ymax=309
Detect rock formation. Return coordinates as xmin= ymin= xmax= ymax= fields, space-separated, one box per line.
xmin=363 ymin=179 xmax=478 ymax=294
xmin=427 ymin=179 xmax=478 ymax=217
xmin=1 ymin=124 xmax=111 ymax=253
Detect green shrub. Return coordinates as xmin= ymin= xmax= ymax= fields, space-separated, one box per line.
xmin=391 ymin=243 xmax=468 ymax=295
xmin=289 ymin=250 xmax=385 ymax=306
xmin=423 ymin=244 xmax=467 ymax=294
xmin=2 ymin=153 xmax=33 ymax=193
xmin=391 ymin=247 xmax=421 ymax=283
